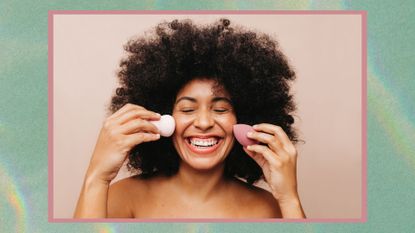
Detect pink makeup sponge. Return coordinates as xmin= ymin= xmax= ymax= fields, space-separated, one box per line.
xmin=233 ymin=124 xmax=258 ymax=147
xmin=150 ymin=114 xmax=175 ymax=137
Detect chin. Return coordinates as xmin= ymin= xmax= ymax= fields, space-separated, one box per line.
xmin=182 ymin=155 xmax=225 ymax=171
xmin=182 ymin=156 xmax=225 ymax=171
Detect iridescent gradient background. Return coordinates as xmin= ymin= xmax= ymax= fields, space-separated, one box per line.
xmin=1 ymin=0 xmax=414 ymax=233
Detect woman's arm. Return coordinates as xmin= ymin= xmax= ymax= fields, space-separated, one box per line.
xmin=74 ymin=171 xmax=110 ymax=218
xmin=277 ymin=195 xmax=305 ymax=218
xmin=244 ymin=123 xmax=306 ymax=218
xmin=73 ymin=104 xmax=161 ymax=218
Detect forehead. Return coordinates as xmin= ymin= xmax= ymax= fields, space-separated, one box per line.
xmin=176 ymin=78 xmax=229 ymax=98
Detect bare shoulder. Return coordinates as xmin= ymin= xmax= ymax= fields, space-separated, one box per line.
xmin=229 ymin=178 xmax=282 ymax=218
xmin=107 ymin=175 xmax=153 ymax=218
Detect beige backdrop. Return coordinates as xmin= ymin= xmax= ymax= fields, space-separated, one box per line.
xmin=53 ymin=14 xmax=362 ymax=219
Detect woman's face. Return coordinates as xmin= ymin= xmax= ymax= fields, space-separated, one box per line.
xmin=172 ymin=78 xmax=237 ymax=171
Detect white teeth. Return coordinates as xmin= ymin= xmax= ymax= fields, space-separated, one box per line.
xmin=189 ymin=138 xmax=218 ymax=147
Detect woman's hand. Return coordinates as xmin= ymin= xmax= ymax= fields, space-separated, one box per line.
xmin=86 ymin=103 xmax=161 ymax=184
xmin=75 ymin=103 xmax=161 ymax=218
xmin=244 ymin=123 xmax=305 ymax=218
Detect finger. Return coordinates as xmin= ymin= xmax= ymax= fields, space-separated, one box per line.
xmin=253 ymin=123 xmax=296 ymax=154
xmin=243 ymin=147 xmax=268 ymax=169
xmin=109 ymin=103 xmax=145 ymax=119
xmin=246 ymin=144 xmax=280 ymax=167
xmin=114 ymin=108 xmax=161 ymax=125
xmin=117 ymin=118 xmax=160 ymax=135
xmin=246 ymin=131 xmax=284 ymax=154
xmin=123 ymin=132 xmax=160 ymax=147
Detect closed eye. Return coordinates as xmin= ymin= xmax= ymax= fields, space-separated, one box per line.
xmin=181 ymin=109 xmax=195 ymax=113
xmin=214 ymin=109 xmax=228 ymax=113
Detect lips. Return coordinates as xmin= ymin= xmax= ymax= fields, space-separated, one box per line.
xmin=185 ymin=136 xmax=223 ymax=154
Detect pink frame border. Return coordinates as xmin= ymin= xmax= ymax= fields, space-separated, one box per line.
xmin=48 ymin=10 xmax=367 ymax=223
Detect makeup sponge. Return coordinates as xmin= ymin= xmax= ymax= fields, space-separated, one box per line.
xmin=150 ymin=114 xmax=175 ymax=137
xmin=233 ymin=124 xmax=258 ymax=147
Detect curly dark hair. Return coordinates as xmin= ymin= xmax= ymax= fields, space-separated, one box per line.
xmin=110 ymin=18 xmax=297 ymax=184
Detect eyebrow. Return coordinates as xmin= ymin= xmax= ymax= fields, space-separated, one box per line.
xmin=175 ymin=96 xmax=232 ymax=105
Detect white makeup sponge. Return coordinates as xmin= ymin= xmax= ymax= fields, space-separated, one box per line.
xmin=150 ymin=114 xmax=175 ymax=137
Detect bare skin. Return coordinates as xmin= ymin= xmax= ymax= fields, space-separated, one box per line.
xmin=107 ymin=174 xmax=281 ymax=218
xmin=74 ymin=103 xmax=162 ymax=218
xmin=74 ymin=78 xmax=305 ymax=219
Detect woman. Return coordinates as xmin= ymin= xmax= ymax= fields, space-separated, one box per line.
xmin=74 ymin=18 xmax=305 ymax=218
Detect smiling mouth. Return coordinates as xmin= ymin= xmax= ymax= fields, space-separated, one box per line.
xmin=189 ymin=137 xmax=219 ymax=147
xmin=185 ymin=137 xmax=223 ymax=154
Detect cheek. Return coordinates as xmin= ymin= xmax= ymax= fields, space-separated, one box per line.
xmin=220 ymin=115 xmax=237 ymax=132
xmin=171 ymin=114 xmax=193 ymax=136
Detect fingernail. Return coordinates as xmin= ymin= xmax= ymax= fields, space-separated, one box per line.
xmin=246 ymin=145 xmax=252 ymax=150
xmin=155 ymin=134 xmax=160 ymax=139
xmin=252 ymin=124 xmax=258 ymax=129
xmin=247 ymin=132 xmax=253 ymax=137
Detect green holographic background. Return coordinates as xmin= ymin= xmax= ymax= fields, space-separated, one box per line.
xmin=1 ymin=0 xmax=414 ymax=232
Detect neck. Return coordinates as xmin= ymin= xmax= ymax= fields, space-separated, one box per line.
xmin=172 ymin=162 xmax=229 ymax=201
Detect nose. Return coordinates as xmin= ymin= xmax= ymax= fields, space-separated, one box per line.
xmin=193 ymin=109 xmax=214 ymax=131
